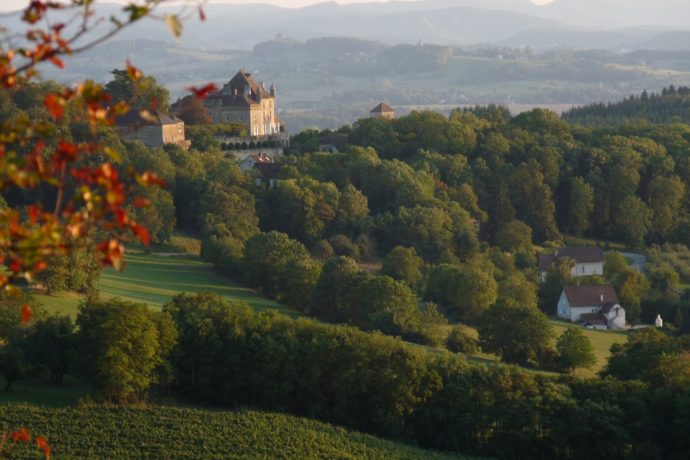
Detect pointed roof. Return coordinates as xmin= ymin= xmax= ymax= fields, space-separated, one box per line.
xmin=563 ymin=284 xmax=619 ymax=308
xmin=370 ymin=102 xmax=395 ymax=114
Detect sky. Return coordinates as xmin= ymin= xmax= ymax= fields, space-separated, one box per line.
xmin=0 ymin=0 xmax=557 ymax=12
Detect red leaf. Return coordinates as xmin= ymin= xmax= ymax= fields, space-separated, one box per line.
xmin=133 ymin=224 xmax=150 ymax=246
xmin=10 ymin=259 xmax=22 ymax=274
xmin=49 ymin=55 xmax=64 ymax=68
xmin=27 ymin=205 xmax=39 ymax=224
xmin=187 ymin=83 xmax=218 ymax=100
xmin=138 ymin=171 xmax=166 ymax=187
xmin=44 ymin=93 xmax=63 ymax=119
xmin=21 ymin=304 xmax=33 ymax=325
xmin=35 ymin=435 xmax=51 ymax=459
xmin=126 ymin=60 xmax=142 ymax=81
xmin=133 ymin=197 xmax=151 ymax=208
xmin=199 ymin=6 xmax=206 ymax=21
xmin=11 ymin=427 xmax=31 ymax=442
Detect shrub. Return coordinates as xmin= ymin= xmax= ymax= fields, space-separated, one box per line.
xmin=445 ymin=325 xmax=478 ymax=354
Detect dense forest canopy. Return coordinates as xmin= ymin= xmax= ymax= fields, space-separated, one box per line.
xmin=563 ymin=85 xmax=690 ymax=126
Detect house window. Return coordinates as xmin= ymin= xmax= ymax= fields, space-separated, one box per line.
xmin=582 ymin=266 xmax=585 ymax=273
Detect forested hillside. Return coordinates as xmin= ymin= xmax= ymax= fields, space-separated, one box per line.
xmin=4 ymin=51 xmax=690 ymax=460
xmin=563 ymin=86 xmax=690 ymax=125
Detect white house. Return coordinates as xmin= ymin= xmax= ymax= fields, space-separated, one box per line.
xmin=557 ymin=284 xmax=626 ymax=330
xmin=539 ymin=247 xmax=604 ymax=282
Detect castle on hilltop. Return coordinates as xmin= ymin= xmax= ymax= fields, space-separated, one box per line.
xmin=204 ymin=69 xmax=282 ymax=137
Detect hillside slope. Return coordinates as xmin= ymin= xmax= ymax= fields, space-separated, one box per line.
xmin=0 ymin=406 xmax=471 ymax=460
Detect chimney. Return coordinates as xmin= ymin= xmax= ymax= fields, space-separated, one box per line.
xmin=554 ymin=249 xmax=559 ymax=257
xmin=600 ymin=294 xmax=604 ymax=302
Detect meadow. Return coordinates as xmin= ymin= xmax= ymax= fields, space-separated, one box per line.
xmin=34 ymin=252 xmax=295 ymax=319
xmin=0 ymin=406 xmax=472 ymax=460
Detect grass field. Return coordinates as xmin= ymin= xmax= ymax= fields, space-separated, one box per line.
xmin=35 ymin=252 xmax=295 ymax=319
xmin=0 ymin=405 xmax=472 ymax=460
xmin=548 ymin=318 xmax=628 ymax=377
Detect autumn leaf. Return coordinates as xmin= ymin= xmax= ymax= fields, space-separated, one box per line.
xmin=10 ymin=427 xmax=31 ymax=442
xmin=21 ymin=304 xmax=33 ymax=325
xmin=165 ymin=14 xmax=183 ymax=40
xmin=44 ymin=93 xmax=64 ymax=119
xmin=35 ymin=435 xmax=51 ymax=459
xmin=126 ymin=60 xmax=142 ymax=81
xmin=187 ymin=83 xmax=218 ymax=100
xmin=49 ymin=55 xmax=64 ymax=69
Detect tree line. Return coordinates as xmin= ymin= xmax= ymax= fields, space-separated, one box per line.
xmin=3 ymin=293 xmax=689 ymax=459
xmin=563 ymin=86 xmax=690 ymax=126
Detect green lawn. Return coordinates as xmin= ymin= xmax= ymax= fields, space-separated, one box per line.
xmin=548 ymin=318 xmax=628 ymax=377
xmin=36 ymin=252 xmax=295 ymax=319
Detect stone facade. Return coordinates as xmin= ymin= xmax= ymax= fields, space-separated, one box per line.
xmin=205 ymin=69 xmax=281 ymax=137
xmin=116 ymin=109 xmax=189 ymax=149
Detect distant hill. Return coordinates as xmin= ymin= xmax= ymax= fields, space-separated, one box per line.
xmin=562 ymin=86 xmax=690 ymax=125
xmin=0 ymin=406 xmax=471 ymax=459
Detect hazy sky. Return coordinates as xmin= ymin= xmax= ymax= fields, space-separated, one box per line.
xmin=0 ymin=0 xmax=557 ymax=12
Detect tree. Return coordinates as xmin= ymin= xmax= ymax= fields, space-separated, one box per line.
xmin=341 ymin=273 xmax=422 ymax=336
xmin=538 ymin=257 xmax=574 ymax=313
xmin=510 ymin=160 xmax=560 ymax=242
xmin=380 ymin=246 xmax=424 ymax=289
xmin=172 ymin=94 xmax=212 ymax=125
xmin=105 ymin=69 xmax=170 ymax=113
xmin=131 ymin=184 xmax=176 ymax=244
xmin=479 ymin=300 xmax=554 ymax=367
xmin=604 ymin=252 xmax=629 ymax=281
xmin=647 ymin=175 xmax=685 ymax=241
xmin=567 ymin=177 xmax=594 ymax=236
xmin=426 ymin=263 xmax=498 ymax=324
xmin=495 ymin=220 xmax=533 ymax=253
xmin=23 ymin=315 xmax=76 ymax=385
xmin=616 ymin=269 xmax=648 ymax=323
xmin=241 ymin=231 xmax=312 ymax=298
xmin=75 ymin=299 xmax=166 ymax=403
xmin=499 ymin=273 xmax=538 ymax=309
xmin=311 ymin=256 xmax=360 ymax=320
xmin=647 ymin=263 xmax=680 ymax=297
xmin=384 ymin=206 xmax=455 ymax=261
xmin=556 ymin=327 xmax=596 ymax=372
xmin=613 ymin=196 xmax=651 ymax=248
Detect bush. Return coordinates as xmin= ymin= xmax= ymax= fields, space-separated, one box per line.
xmin=445 ymin=325 xmax=478 ymax=354
xmin=329 ymin=234 xmax=360 ymax=260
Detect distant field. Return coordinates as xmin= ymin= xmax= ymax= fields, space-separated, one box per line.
xmin=549 ymin=319 xmax=628 ymax=377
xmin=0 ymin=406 xmax=471 ymax=460
xmin=35 ymin=253 xmax=295 ymax=319
xmin=446 ymin=319 xmax=626 ymax=377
